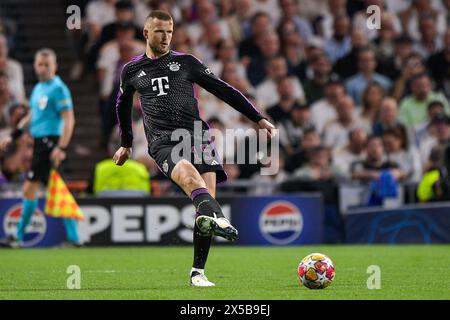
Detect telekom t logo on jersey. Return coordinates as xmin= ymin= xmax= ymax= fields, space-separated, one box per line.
xmin=151 ymin=76 xmax=169 ymax=96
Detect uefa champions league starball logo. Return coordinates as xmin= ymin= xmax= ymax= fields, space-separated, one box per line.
xmin=259 ymin=201 xmax=303 ymax=245
xmin=3 ymin=204 xmax=46 ymax=247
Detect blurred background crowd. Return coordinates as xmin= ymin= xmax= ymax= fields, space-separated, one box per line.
xmin=2 ymin=0 xmax=450 ymax=203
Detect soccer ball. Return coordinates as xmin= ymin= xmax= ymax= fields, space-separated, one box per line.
xmin=297 ymin=253 xmax=335 ymax=289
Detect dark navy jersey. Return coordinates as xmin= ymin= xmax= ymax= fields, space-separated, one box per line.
xmin=116 ymin=50 xmax=264 ymax=147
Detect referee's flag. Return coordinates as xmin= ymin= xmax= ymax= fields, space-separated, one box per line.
xmin=45 ymin=169 xmax=84 ymax=220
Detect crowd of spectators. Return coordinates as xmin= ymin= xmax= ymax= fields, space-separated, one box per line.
xmin=3 ymin=0 xmax=450 ymax=202
xmin=0 ymin=11 xmax=31 ymax=186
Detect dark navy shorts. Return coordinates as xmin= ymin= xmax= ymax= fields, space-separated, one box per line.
xmin=149 ymin=133 xmax=227 ymax=184
xmin=27 ymin=136 xmax=59 ymax=185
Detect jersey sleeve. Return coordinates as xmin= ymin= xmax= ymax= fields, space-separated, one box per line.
xmin=54 ymin=85 xmax=74 ymax=112
xmin=187 ymin=55 xmax=264 ymax=123
xmin=116 ymin=64 xmax=136 ymax=148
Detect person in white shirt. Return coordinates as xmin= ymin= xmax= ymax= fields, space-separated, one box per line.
xmin=255 ymin=56 xmax=305 ymax=110
xmin=332 ymin=128 xmax=368 ymax=181
xmin=0 ymin=35 xmax=25 ymax=102
xmin=310 ymin=79 xmax=345 ymax=135
xmin=323 ymin=95 xmax=371 ymax=151
xmin=85 ymin=0 xmax=117 ymax=41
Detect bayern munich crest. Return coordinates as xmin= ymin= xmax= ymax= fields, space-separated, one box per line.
xmin=259 ymin=201 xmax=303 ymax=245
xmin=167 ymin=61 xmax=180 ymax=72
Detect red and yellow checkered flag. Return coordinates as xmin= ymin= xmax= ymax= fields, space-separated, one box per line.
xmin=45 ymin=169 xmax=84 ymax=220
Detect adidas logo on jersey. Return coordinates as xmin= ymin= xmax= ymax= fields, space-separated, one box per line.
xmin=138 ymin=70 xmax=147 ymax=77
xmin=210 ymin=160 xmax=219 ymax=165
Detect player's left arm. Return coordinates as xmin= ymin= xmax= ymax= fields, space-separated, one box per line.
xmin=188 ymin=55 xmax=276 ymax=138
xmin=50 ymin=86 xmax=76 ymax=168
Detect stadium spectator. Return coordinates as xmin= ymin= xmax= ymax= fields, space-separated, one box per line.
xmin=332 ymin=128 xmax=368 ymax=181
xmin=249 ymin=152 xmax=288 ymax=195
xmin=0 ymin=102 xmax=27 ymax=140
xmin=323 ymin=14 xmax=352 ymax=63
xmin=85 ymin=0 xmax=117 ymax=37
xmin=238 ymin=11 xmax=272 ymax=64
xmin=418 ymin=112 xmax=450 ymax=166
xmin=225 ymin=0 xmax=253 ymax=44
xmin=278 ymin=103 xmax=315 ymax=154
xmin=372 ymin=97 xmax=409 ymax=138
xmin=210 ymin=38 xmax=246 ymax=79
xmin=170 ymin=23 xmax=198 ymax=55
xmin=314 ymin=0 xmax=348 ymax=39
xmin=196 ymin=22 xmax=225 ymax=64
xmin=83 ymin=0 xmax=144 ymax=69
xmin=279 ymin=0 xmax=313 ymax=42
xmin=247 ymin=30 xmax=281 ymax=86
xmin=378 ymin=34 xmax=414 ymax=81
xmin=398 ymin=0 xmax=446 ymax=41
xmin=250 ymin=0 xmax=282 ymax=26
xmin=294 ymin=145 xmax=335 ymax=181
xmin=266 ymin=76 xmax=301 ymax=124
xmin=199 ymin=62 xmax=254 ymax=130
xmin=416 ymin=145 xmax=450 ymax=202
xmin=277 ymin=19 xmax=306 ymax=76
xmin=382 ymin=128 xmax=422 ymax=183
xmin=0 ymin=71 xmax=17 ymax=129
xmin=413 ymin=14 xmax=443 ymax=59
xmin=399 ymin=73 xmax=450 ymax=127
xmin=284 ymin=128 xmax=321 ymax=172
xmin=371 ymin=13 xmax=399 ymax=62
xmin=414 ymin=100 xmax=446 ymax=147
xmin=323 ymin=95 xmax=371 ymax=151
xmin=351 ymin=135 xmax=406 ymax=182
xmin=295 ymin=37 xmax=325 ymax=80
xmin=0 ymin=135 xmax=33 ymax=183
xmin=133 ymin=0 xmax=182 ymax=28
xmin=302 ymin=53 xmax=334 ymax=104
xmin=0 ymin=35 xmax=25 ymax=102
xmin=255 ymin=56 xmax=304 ymax=110
xmin=427 ymin=28 xmax=450 ymax=97
xmin=96 ymin=22 xmax=145 ymax=100
xmin=186 ymin=0 xmax=230 ymax=46
xmin=345 ymin=47 xmax=392 ymax=106
xmin=333 ymin=29 xmax=369 ymax=80
xmin=391 ymin=52 xmax=427 ymax=101
xmin=359 ymin=82 xmax=386 ymax=128
xmin=310 ymin=79 xmax=345 ymax=135
xmin=96 ymin=1 xmax=143 ymax=48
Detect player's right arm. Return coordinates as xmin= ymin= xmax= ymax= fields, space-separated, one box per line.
xmin=114 ymin=64 xmax=136 ymax=165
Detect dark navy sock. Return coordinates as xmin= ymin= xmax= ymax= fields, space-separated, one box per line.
xmin=192 ymin=213 xmax=212 ymax=269
xmin=190 ymin=188 xmax=224 ymax=219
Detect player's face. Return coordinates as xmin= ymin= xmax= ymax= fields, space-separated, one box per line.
xmin=34 ymin=55 xmax=57 ymax=81
xmin=145 ymin=18 xmax=173 ymax=55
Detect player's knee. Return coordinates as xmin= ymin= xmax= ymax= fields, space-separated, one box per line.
xmin=181 ymin=175 xmax=203 ymax=191
xmin=172 ymin=160 xmax=204 ymax=190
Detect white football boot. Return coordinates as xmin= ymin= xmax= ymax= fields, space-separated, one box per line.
xmin=190 ymin=271 xmax=215 ymax=287
xmin=195 ymin=214 xmax=238 ymax=241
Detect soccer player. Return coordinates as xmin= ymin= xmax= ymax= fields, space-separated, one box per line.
xmin=113 ymin=10 xmax=276 ymax=286
xmin=0 ymin=49 xmax=77 ymax=247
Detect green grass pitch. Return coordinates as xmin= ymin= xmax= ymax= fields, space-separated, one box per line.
xmin=0 ymin=245 xmax=449 ymax=300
